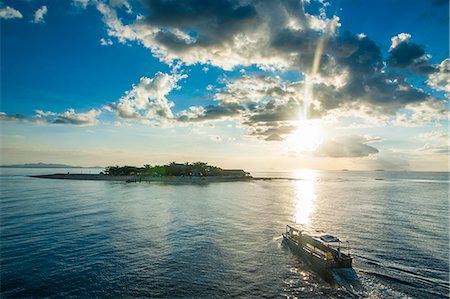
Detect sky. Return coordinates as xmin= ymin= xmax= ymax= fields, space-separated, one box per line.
xmin=0 ymin=0 xmax=449 ymax=171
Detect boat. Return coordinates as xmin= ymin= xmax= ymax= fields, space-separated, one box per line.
xmin=282 ymin=225 xmax=352 ymax=270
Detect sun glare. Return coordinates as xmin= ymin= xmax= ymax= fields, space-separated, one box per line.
xmin=288 ymin=119 xmax=323 ymax=152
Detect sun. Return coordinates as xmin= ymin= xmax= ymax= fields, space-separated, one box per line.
xmin=287 ymin=119 xmax=323 ymax=152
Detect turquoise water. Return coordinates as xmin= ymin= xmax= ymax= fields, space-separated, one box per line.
xmin=1 ymin=168 xmax=449 ymax=298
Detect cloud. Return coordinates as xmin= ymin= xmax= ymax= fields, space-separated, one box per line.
xmin=92 ymin=1 xmax=445 ymax=126
xmin=394 ymin=99 xmax=448 ymax=127
xmin=387 ymin=33 xmax=436 ymax=74
xmin=177 ymin=104 xmax=241 ymax=122
xmin=100 ymin=38 xmax=113 ymax=46
xmin=32 ymin=109 xmax=101 ymax=126
xmin=72 ymin=0 xmax=90 ymax=9
xmin=32 ymin=6 xmax=48 ymax=24
xmin=417 ymin=144 xmax=449 ymax=155
xmin=96 ymin=0 xmax=340 ymax=70
xmin=175 ymin=75 xmax=313 ymax=139
xmin=315 ymin=135 xmax=379 ymax=158
xmin=249 ymin=124 xmax=296 ymax=141
xmin=418 ymin=130 xmax=448 ymax=142
xmin=0 ymin=5 xmax=22 ymax=19
xmin=4 ymin=0 xmax=448 ymax=144
xmin=105 ymin=71 xmax=187 ymax=124
xmin=426 ymin=58 xmax=450 ymax=94
xmin=110 ymin=0 xmax=132 ymax=14
xmin=417 ymin=129 xmax=449 ymax=156
xmin=1 ymin=109 xmax=101 ymax=126
xmin=0 ymin=112 xmax=27 ymax=123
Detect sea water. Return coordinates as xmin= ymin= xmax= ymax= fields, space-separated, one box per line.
xmin=1 ymin=168 xmax=448 ymax=298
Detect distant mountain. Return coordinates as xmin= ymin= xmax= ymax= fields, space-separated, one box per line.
xmin=0 ymin=163 xmax=99 ymax=168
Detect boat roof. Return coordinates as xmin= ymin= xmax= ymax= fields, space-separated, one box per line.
xmin=286 ymin=224 xmax=345 ymax=244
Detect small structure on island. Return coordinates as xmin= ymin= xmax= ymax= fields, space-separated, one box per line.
xmin=221 ymin=169 xmax=250 ymax=176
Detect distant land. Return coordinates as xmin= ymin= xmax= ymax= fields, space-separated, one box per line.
xmin=0 ymin=163 xmax=102 ymax=168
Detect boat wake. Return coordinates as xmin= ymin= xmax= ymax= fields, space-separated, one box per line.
xmin=329 ymin=268 xmax=365 ymax=297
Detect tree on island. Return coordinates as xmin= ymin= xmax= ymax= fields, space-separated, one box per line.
xmin=104 ymin=162 xmax=249 ymax=177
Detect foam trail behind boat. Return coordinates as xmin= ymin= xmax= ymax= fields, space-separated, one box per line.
xmin=330 ymin=268 xmax=365 ymax=297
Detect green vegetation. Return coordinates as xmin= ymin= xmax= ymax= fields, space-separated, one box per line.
xmin=103 ymin=162 xmax=249 ymax=177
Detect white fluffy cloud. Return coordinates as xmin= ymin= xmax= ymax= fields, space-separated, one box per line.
xmin=32 ymin=6 xmax=48 ymax=24
xmin=426 ymin=58 xmax=450 ymax=95
xmin=390 ymin=33 xmax=411 ymax=50
xmin=105 ymin=72 xmax=187 ymax=124
xmin=0 ymin=5 xmax=22 ymax=19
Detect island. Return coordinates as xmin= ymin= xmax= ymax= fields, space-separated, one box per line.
xmin=31 ymin=162 xmax=253 ymax=183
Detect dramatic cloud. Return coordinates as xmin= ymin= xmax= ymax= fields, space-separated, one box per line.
xmin=92 ymin=0 xmax=446 ymax=128
xmin=96 ymin=0 xmax=340 ymax=70
xmin=32 ymin=6 xmax=48 ymax=24
xmin=105 ymin=72 xmax=187 ymax=124
xmin=315 ymin=135 xmax=379 ymax=158
xmin=3 ymin=0 xmax=448 ymax=151
xmin=387 ymin=33 xmax=435 ymax=74
xmin=176 ymin=75 xmax=314 ymax=139
xmin=0 ymin=5 xmax=22 ymax=19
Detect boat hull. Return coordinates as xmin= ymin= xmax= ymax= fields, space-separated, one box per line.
xmin=283 ymin=236 xmax=352 ymax=270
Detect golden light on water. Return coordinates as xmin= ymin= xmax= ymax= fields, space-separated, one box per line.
xmin=294 ymin=169 xmax=317 ymax=225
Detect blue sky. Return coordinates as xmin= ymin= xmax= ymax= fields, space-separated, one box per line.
xmin=1 ymin=0 xmax=448 ymax=170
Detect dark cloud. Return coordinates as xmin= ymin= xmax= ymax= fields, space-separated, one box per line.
xmin=271 ymin=28 xmax=320 ymax=54
xmin=248 ymin=124 xmax=296 ymax=141
xmin=248 ymin=99 xmax=321 ymax=123
xmin=338 ymin=36 xmax=383 ymax=75
xmin=328 ymin=32 xmax=360 ymax=59
xmin=386 ymin=35 xmax=437 ymax=74
xmin=387 ymin=41 xmax=436 ymax=74
xmin=310 ymin=34 xmax=433 ymax=114
xmin=177 ymin=103 xmax=242 ymax=122
xmin=389 ymin=42 xmax=425 ymax=67
xmin=315 ymin=136 xmax=379 ymax=158
xmin=141 ymin=0 xmax=258 ymax=46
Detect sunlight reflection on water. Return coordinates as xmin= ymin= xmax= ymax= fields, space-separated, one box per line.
xmin=294 ymin=169 xmax=317 ymax=225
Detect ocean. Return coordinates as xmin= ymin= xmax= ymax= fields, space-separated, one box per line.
xmin=1 ymin=168 xmax=448 ymax=298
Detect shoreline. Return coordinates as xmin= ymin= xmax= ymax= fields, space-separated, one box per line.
xmin=30 ymin=173 xmax=255 ymax=183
